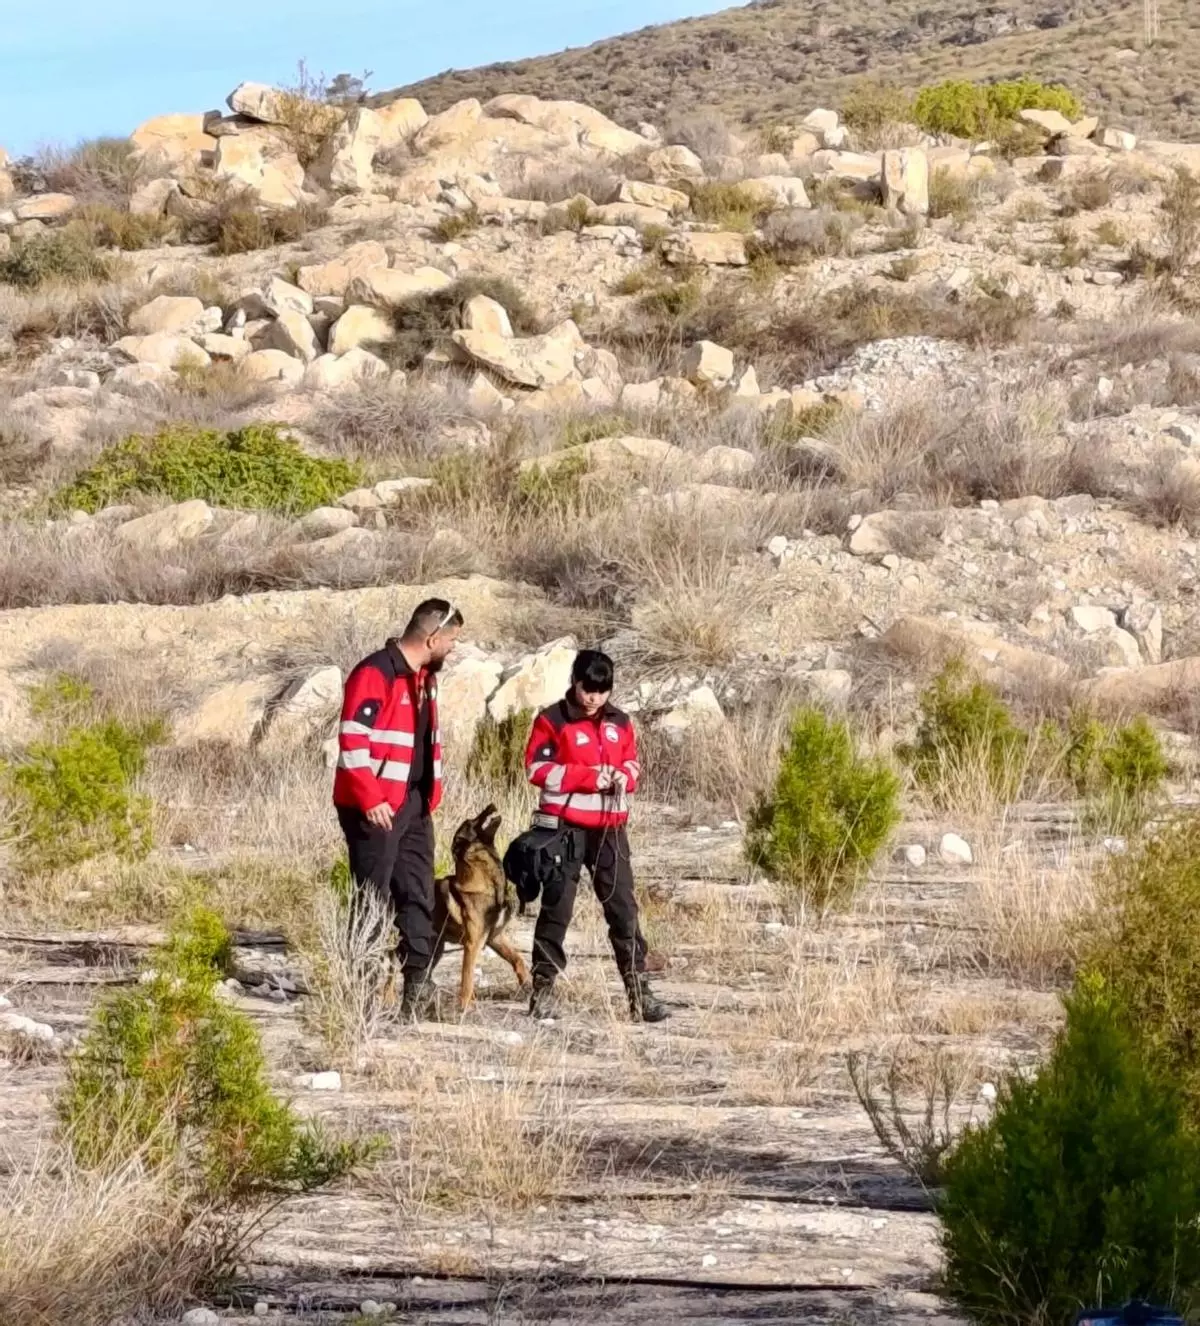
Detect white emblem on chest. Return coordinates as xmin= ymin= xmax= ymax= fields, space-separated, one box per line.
xmin=605 ymin=724 xmax=619 ymax=743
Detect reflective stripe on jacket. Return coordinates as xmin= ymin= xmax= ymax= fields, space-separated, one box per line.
xmin=332 ymin=642 xmax=442 ymax=814
xmin=524 ymin=697 xmax=640 ymax=829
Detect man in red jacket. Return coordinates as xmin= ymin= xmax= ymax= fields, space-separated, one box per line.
xmin=524 ymin=649 xmax=669 ymax=1023
xmin=334 ymin=598 xmax=462 ymax=1020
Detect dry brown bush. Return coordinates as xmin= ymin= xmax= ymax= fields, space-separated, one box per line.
xmin=0 ymin=1147 xmax=230 ymax=1326
xmin=0 ymin=281 xmax=135 ymax=352
xmin=32 ymin=138 xmax=142 ymax=207
xmin=1131 ymin=450 xmax=1200 ymax=532
xmin=503 ymin=158 xmax=622 ymax=204
xmin=310 ymin=379 xmax=467 ymax=461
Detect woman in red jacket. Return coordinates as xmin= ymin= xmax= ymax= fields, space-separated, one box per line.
xmin=524 ymin=649 xmax=669 ymax=1023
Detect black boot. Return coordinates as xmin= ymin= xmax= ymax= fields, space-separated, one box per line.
xmin=400 ymin=969 xmax=444 ymax=1022
xmin=528 ymin=975 xmax=562 ymax=1020
xmin=625 ymin=973 xmax=670 ymax=1024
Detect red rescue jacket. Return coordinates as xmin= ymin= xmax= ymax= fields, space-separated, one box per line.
xmin=333 ymin=642 xmax=443 ymax=814
xmin=524 ymin=697 xmax=640 ymax=830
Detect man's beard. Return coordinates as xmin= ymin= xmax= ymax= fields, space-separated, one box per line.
xmin=428 ymin=655 xmax=447 ymax=675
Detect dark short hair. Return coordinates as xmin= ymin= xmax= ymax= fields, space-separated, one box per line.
xmin=402 ymin=598 xmax=463 ymax=640
xmin=571 ymin=649 xmax=614 ymax=693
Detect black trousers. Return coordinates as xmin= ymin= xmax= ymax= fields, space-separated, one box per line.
xmin=337 ymin=796 xmax=435 ymax=975
xmin=532 ymin=826 xmax=645 ymax=982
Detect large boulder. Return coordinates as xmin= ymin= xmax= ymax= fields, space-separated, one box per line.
xmin=682 ymin=340 xmax=735 ymax=389
xmin=15 ymin=194 xmax=76 ymax=221
xmin=240 ymin=349 xmax=305 ymax=385
xmin=260 ymin=307 xmax=321 ymax=363
xmin=1086 ymin=656 xmax=1200 ymax=713
xmin=451 ymin=320 xmax=583 ymax=389
xmin=656 ymin=686 xmax=727 ymax=740
xmin=303 ymin=348 xmax=389 ymax=391
xmin=1018 ymin=107 xmax=1074 ymax=138
xmin=176 ymin=678 xmax=271 ymax=748
xmin=488 ymin=639 xmax=576 ymax=722
xmin=415 ymin=99 xmax=484 ymax=152
xmin=881 ymin=148 xmax=929 ymax=216
xmin=741 ymin=176 xmax=811 ymax=209
xmin=313 ymin=106 xmax=383 ymax=193
xmin=810 ymin=150 xmax=881 ymax=183
xmin=882 ymin=615 xmax=1071 ymax=695
xmin=462 ymin=294 xmax=512 ymax=336
xmin=116 ymin=500 xmax=214 ymax=552
xmin=438 ymin=652 xmax=505 ymax=748
xmin=128 ymin=295 xmax=206 ymax=337
xmin=617 ymin=180 xmax=690 ymax=214
xmin=329 ymin=305 xmax=395 ymax=355
xmin=129 ymin=177 xmax=179 ymax=217
xmin=212 ymin=130 xmax=304 ymax=208
xmin=346 ymin=264 xmax=453 ymax=306
xmin=484 ymin=94 xmax=648 ymax=155
xmin=296 ymin=241 xmax=389 ymax=297
xmin=130 ymin=113 xmax=216 ymax=168
xmin=113 ymin=333 xmax=211 ymax=370
xmin=646 ymin=145 xmax=704 ymax=182
xmin=663 ymin=231 xmax=747 ymax=267
xmin=227 ymin=82 xmax=288 ymax=124
xmin=376 ymin=98 xmax=429 ymax=150
xmin=259 ymin=666 xmax=343 ymax=750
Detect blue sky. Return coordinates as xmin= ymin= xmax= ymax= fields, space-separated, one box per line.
xmin=2 ymin=0 xmax=736 ymax=156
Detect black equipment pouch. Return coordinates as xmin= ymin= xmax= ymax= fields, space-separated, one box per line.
xmin=503 ymin=819 xmax=582 ymax=912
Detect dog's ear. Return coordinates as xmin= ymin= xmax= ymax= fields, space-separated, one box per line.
xmin=476 ymin=803 xmax=501 ymax=845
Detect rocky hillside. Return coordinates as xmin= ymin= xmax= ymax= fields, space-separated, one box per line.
xmin=379 ymin=0 xmax=1198 ymax=142
xmin=5 ymin=68 xmax=1200 ymax=1325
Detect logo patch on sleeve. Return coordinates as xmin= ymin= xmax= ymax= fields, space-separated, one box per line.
xmin=539 ymin=744 xmax=555 ymax=759
xmin=354 ymin=700 xmax=379 ymax=723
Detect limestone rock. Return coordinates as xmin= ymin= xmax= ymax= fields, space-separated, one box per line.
xmin=741 ymin=176 xmax=811 ymax=209
xmin=439 ymin=653 xmax=505 ymax=747
xmin=462 ymin=294 xmax=513 ymax=337
xmin=617 ymin=180 xmax=690 ymax=214
xmin=110 ymin=362 xmax=178 ymax=389
xmin=116 ymin=500 xmax=214 ymax=552
xmin=227 ymin=82 xmax=288 ymax=124
xmin=656 ymin=686 xmax=727 ymax=739
xmin=488 ymin=639 xmax=577 ymax=722
xmin=1071 ymin=604 xmax=1118 ymax=633
xmin=682 ymin=339 xmax=735 ymax=389
xmin=213 ymin=130 xmax=304 ymax=208
xmin=591 ymin=202 xmax=670 ymax=228
xmin=300 ymin=506 xmax=358 ymax=539
xmin=128 ymin=295 xmax=206 ymax=337
xmin=329 ymin=305 xmax=395 ymax=356
xmin=939 ymin=832 xmax=973 ymax=866
xmin=129 ymin=177 xmax=180 ymax=218
xmin=452 ymin=320 xmax=582 ymax=389
xmin=262 ymin=666 xmax=343 ymax=746
xmin=240 ymin=349 xmax=305 ymax=385
xmin=486 ymin=94 xmax=648 ymax=155
xmin=114 ymin=333 xmax=211 ymax=370
xmin=1120 ymin=602 xmax=1163 ymax=664
xmin=646 ymin=145 xmax=704 ymax=183
xmin=15 ymin=194 xmax=76 ymax=221
xmin=176 ymin=678 xmax=271 ymax=747
xmin=376 ymin=98 xmax=429 ymax=150
xmin=799 ymin=668 xmax=854 ymax=708
xmin=663 ymin=231 xmax=747 ymax=267
xmin=302 ymin=348 xmax=389 ymax=391
xmin=803 ymin=108 xmax=840 ymax=135
xmin=297 ymin=242 xmax=390 ymax=297
xmin=881 ymin=148 xmax=929 ymax=216
xmin=903 ymin=844 xmax=927 ymax=868
xmin=415 ymin=98 xmax=483 ymax=152
xmin=696 ymin=446 xmax=756 ymax=480
xmin=811 ymin=150 xmax=880 ymax=183
xmin=314 ymin=106 xmax=384 ymax=193
xmin=346 ymin=265 xmax=453 ymax=307
xmin=1098 ymin=126 xmax=1137 ymax=151
xmin=261 ymin=307 xmax=321 ymax=363
xmin=1019 ymin=107 xmax=1074 ymax=138
xmin=199 ymin=333 xmax=252 ymax=362
xmin=130 ymin=112 xmax=216 ymax=166
xmin=374 ymin=477 xmax=432 ymax=504
xmin=466 ymin=372 xmax=511 ymax=414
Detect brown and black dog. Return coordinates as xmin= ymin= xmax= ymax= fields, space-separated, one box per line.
xmin=430 ymin=804 xmax=531 ymax=1011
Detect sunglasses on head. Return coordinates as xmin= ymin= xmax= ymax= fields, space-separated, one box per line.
xmin=432 ymin=605 xmax=459 ymax=635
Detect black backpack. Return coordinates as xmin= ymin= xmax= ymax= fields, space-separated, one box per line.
xmin=503 ymin=822 xmax=582 ymax=912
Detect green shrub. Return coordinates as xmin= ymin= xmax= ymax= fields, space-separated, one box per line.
xmin=912 ymin=78 xmax=1083 ymax=141
xmin=53 ymin=424 xmax=362 ymax=515
xmin=687 ymin=182 xmax=769 ymax=233
xmin=747 ymin=708 xmax=901 ymax=909
xmin=1058 ymin=710 xmax=1169 ymax=833
xmin=60 ymin=906 xmax=372 ymax=1201
xmin=940 ymin=976 xmax=1200 ymax=1325
xmin=385 ymin=275 xmax=540 ymax=369
xmin=2 ymin=677 xmax=167 ymax=871
xmin=467 ymin=709 xmax=535 ymax=794
xmin=928 ymin=168 xmax=978 ymax=221
xmin=76 ymin=202 xmax=174 ymax=251
xmin=841 ymin=80 xmax=915 ymax=134
xmin=901 ymin=659 xmax=1028 ymax=806
xmin=635 ymin=274 xmax=704 ymax=320
xmin=1086 ymin=815 xmax=1200 ymax=1117
xmin=560 ymin=412 xmax=632 ymax=448
xmin=0 ymin=226 xmax=113 ymax=289
xmin=431 ymin=208 xmax=480 ymax=242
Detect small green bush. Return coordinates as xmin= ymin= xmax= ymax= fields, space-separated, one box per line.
xmin=560 ymin=412 xmax=632 ymax=448
xmin=940 ymin=976 xmax=1200 ymax=1325
xmin=53 ymin=424 xmax=362 ymax=514
xmin=901 ymin=659 xmax=1028 ymax=806
xmin=635 ymin=274 xmax=704 ymax=320
xmin=747 ymin=708 xmax=901 ymax=909
xmin=385 ymin=275 xmax=540 ymax=369
xmin=841 ymin=80 xmax=915 ymax=135
xmin=60 ymin=906 xmax=372 ymax=1201
xmin=1057 ymin=709 xmax=1169 ymax=833
xmin=912 ymin=78 xmax=1083 ymax=141
xmin=467 ymin=709 xmax=535 ymax=794
xmin=0 ymin=226 xmax=113 ymax=289
xmin=2 ymin=677 xmax=167 ymax=871
xmin=688 ymin=182 xmax=770 ymax=233
xmin=1086 ymin=815 xmax=1200 ymax=1117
